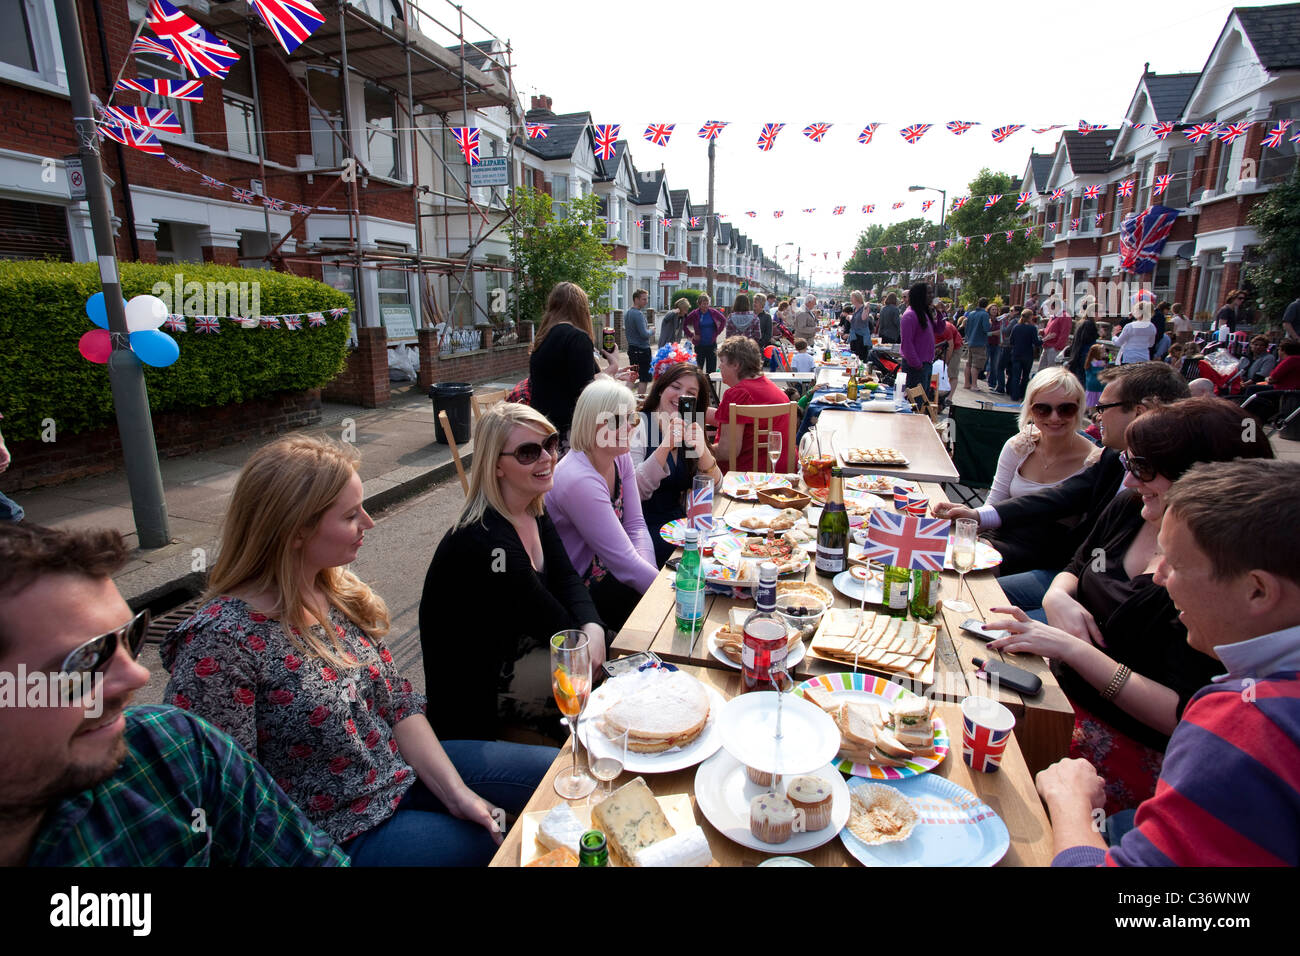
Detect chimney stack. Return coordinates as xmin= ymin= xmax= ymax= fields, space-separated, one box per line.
xmin=530 ymin=94 xmax=553 ymax=112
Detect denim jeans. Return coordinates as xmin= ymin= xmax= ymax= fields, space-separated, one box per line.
xmin=696 ymin=343 xmax=717 ymax=375
xmin=344 ymin=739 xmax=557 ymax=866
xmin=989 ymin=346 xmax=1009 ymax=391
xmin=1009 ymin=358 xmax=1033 ymax=400
xmin=997 ymin=568 xmax=1055 ymax=620
xmin=0 ymin=490 xmax=23 ymax=523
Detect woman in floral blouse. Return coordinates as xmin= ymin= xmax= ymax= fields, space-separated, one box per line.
xmin=161 ymin=436 xmax=555 ymax=866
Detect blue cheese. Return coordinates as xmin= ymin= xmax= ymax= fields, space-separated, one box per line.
xmin=591 ymin=777 xmax=676 ymax=862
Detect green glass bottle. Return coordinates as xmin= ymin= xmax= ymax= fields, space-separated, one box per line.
xmin=815 ymin=468 xmax=849 ymax=578
xmin=909 ymin=568 xmax=938 ymax=619
xmin=882 ymin=564 xmax=911 ymax=618
xmin=578 ymin=830 xmax=609 ymax=867
xmin=675 ymin=528 xmax=705 ymax=634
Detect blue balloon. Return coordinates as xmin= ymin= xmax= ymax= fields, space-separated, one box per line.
xmin=85 ymin=292 xmax=129 ymax=330
xmin=129 ymin=329 xmax=180 ymax=368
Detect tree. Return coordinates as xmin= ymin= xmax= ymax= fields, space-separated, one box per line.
xmin=938 ymin=168 xmax=1041 ymax=302
xmin=1243 ymin=161 xmax=1300 ymax=326
xmin=842 ymin=219 xmax=943 ymax=294
xmin=508 ymin=186 xmax=619 ymax=324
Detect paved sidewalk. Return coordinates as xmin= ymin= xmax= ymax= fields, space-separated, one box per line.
xmin=16 ymin=382 xmax=510 ymax=607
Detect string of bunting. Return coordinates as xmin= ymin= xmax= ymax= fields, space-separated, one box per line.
xmin=160 ymin=307 xmax=350 ymax=334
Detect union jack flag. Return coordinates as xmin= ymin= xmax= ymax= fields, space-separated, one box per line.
xmin=983 ymin=194 xmax=1002 ymax=209
xmin=1263 ymin=120 xmax=1293 ymax=148
xmin=1084 ymin=184 xmax=1103 ymax=199
xmin=1070 ymin=218 xmax=1080 ymax=230
xmin=524 ymin=122 xmax=550 ymax=139
xmin=258 ymin=316 xmax=280 ymax=329
xmin=232 ymin=187 xmax=255 ymax=203
xmin=911 ymin=243 xmax=919 ymax=251
xmin=662 ymin=218 xmax=673 ymax=227
xmin=115 ymin=77 xmax=204 ymax=101
xmin=928 ymin=241 xmax=936 ymax=250
xmin=165 ymin=156 xmax=190 ymax=171
xmin=991 ymin=124 xmax=1023 ymax=143
xmin=308 ymin=312 xmax=328 ymax=327
xmin=592 ymin=123 xmax=620 ymax=160
xmin=1095 ymin=213 xmax=1104 ymax=226
xmin=130 ymin=36 xmax=180 ymax=62
xmin=945 ymin=120 xmax=975 ymax=135
xmin=1005 ymin=230 xmax=1014 ymax=241
xmin=1130 ymin=123 xmax=1146 ymax=132
xmin=1217 ymin=122 xmax=1250 ymax=144
xmin=1292 ymin=128 xmax=1300 ymax=145
xmin=1050 ymin=188 xmax=1066 ymax=200
xmin=962 ymin=236 xmax=971 ymax=247
xmin=289 ymin=202 xmax=312 ymax=215
xmin=864 ymin=247 xmax=872 ymax=255
xmin=952 ymin=196 xmax=969 ymax=210
xmin=982 ymin=233 xmax=992 ymax=243
xmin=282 ymin=314 xmax=302 ymax=330
xmin=803 ymin=122 xmax=832 ymax=142
xmin=921 ymin=199 xmax=934 ymax=212
xmin=1119 ymin=204 xmax=1179 ymax=274
xmin=200 ymin=174 xmax=225 ymax=189
xmin=861 ymin=510 xmax=950 ymax=571
xmin=452 ymin=126 xmax=480 ymax=165
xmin=263 ymin=196 xmax=285 ymax=211
xmin=99 ymin=121 xmax=164 ymax=155
xmin=1032 ymin=125 xmax=1064 ymax=134
xmin=745 ymin=211 xmax=756 ymax=217
xmin=1185 ymin=123 xmax=1219 ymax=143
xmin=194 ymin=316 xmax=220 ymax=333
xmin=145 ymin=0 xmax=239 ymax=79
xmin=757 ymin=123 xmax=785 ymax=151
xmin=1077 ymin=121 xmax=1104 ymax=135
xmin=643 ymin=122 xmax=674 ymax=146
xmin=1015 ymin=192 xmax=1032 ymax=209
xmin=635 ymin=218 xmax=644 ymax=228
xmin=689 ymin=216 xmax=700 ymax=227
xmin=773 ymin=210 xmax=783 ymax=218
xmin=802 ymin=208 xmax=816 ymax=214
xmin=698 ymin=120 xmax=728 ymax=139
xmin=857 ymin=123 xmax=880 ymax=144
xmin=1025 ymin=227 xmax=1034 ymax=238
xmin=1150 ymin=121 xmax=1175 ymax=139
xmin=899 ymin=124 xmax=931 ymax=144
xmin=1117 ymin=179 xmax=1135 ymax=197
xmin=833 ymin=206 xmax=845 ymax=215
xmin=891 ymin=202 xmax=904 ymax=210
xmin=328 ymin=308 xmax=348 ymax=318
xmin=248 ymin=0 xmax=325 ymax=55
xmin=962 ymin=710 xmax=1012 ymax=772
xmin=105 ymin=105 xmax=182 ymax=134
xmin=946 ymin=239 xmax=955 ymax=247
xmin=1153 ymin=174 xmax=1173 ymax=196
xmin=862 ymin=204 xmax=874 ymax=213
xmin=163 ymin=315 xmax=186 ymax=333
xmin=1047 ymin=222 xmax=1058 ymax=232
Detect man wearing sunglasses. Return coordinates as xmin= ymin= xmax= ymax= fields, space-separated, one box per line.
xmin=0 ymin=523 xmax=348 ymax=866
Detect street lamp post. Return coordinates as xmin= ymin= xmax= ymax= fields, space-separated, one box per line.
xmin=909 ymin=185 xmax=947 ymax=287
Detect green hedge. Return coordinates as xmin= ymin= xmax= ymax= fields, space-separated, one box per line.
xmin=668 ymin=288 xmax=706 ymax=310
xmin=0 ymin=261 xmax=352 ymax=442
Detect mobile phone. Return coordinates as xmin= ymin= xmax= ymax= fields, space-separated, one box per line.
xmin=960 ymin=618 xmax=1009 ymax=642
xmin=678 ymin=396 xmax=698 ymax=447
xmin=972 ymin=657 xmax=1043 ymax=696
xmin=603 ymin=651 xmax=662 ymax=678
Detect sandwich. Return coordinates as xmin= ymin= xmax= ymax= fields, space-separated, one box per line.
xmin=891 ymin=697 xmax=935 ymax=754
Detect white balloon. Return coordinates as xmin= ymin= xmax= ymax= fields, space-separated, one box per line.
xmin=125 ymin=295 xmax=169 ymax=333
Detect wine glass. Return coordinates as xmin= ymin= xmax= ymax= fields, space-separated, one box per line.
xmin=946 ymin=518 xmax=978 ymax=614
xmin=588 ymin=723 xmax=629 ymax=798
xmin=767 ymin=430 xmax=783 ymax=475
xmin=551 ymin=630 xmax=596 ymax=800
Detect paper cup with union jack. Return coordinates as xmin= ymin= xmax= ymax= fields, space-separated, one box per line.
xmin=904 ymin=493 xmax=930 ymax=517
xmin=687 ymin=475 xmax=715 ymax=533
xmin=961 ymin=695 xmax=1016 ymax=772
xmin=893 ymin=485 xmax=911 ymax=510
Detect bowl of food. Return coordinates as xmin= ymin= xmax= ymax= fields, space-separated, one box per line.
xmin=774 ymin=593 xmax=828 ymax=633
xmin=756 ymin=487 xmax=812 ymax=511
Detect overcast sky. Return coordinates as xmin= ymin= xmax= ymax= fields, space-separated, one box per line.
xmin=461 ymin=0 xmax=1281 ymax=281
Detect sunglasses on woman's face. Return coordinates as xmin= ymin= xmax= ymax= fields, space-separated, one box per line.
xmin=499 ymin=432 xmax=560 ymax=465
xmin=59 ymin=608 xmax=150 ymax=675
xmin=1120 ymin=450 xmax=1158 ymax=483
xmin=1030 ymin=402 xmax=1079 ymax=419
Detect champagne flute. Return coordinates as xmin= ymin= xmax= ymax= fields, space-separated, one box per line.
xmin=767 ymin=430 xmax=783 ymax=475
xmin=551 ymin=630 xmax=596 ymax=800
xmin=588 ymin=723 xmax=629 ymax=798
xmin=946 ymin=518 xmax=977 ymax=614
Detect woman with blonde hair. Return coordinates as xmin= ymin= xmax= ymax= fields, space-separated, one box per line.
xmin=423 ymin=402 xmax=604 ymax=742
xmin=162 ymin=435 xmax=555 ymax=865
xmin=547 ymin=378 xmax=658 ymax=631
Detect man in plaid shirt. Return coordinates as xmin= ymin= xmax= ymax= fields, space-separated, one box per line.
xmin=0 ymin=523 xmax=348 ymax=866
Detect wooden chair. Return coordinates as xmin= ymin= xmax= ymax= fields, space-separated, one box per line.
xmin=438 ymin=410 xmax=469 ymax=494
xmin=471 ymin=387 xmax=508 ymax=425
xmin=724 ymin=402 xmax=799 ymax=473
xmin=905 ymin=386 xmax=952 ymax=447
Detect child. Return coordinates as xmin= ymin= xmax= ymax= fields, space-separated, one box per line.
xmin=1084 ymin=343 xmax=1108 ymax=409
xmin=1166 ymin=342 xmax=1184 ymax=367
xmin=790 ymin=338 xmax=816 ymax=373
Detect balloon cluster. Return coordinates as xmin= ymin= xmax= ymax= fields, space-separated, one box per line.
xmin=651 ymin=340 xmax=696 ymax=379
xmin=79 ymin=293 xmax=180 ymax=367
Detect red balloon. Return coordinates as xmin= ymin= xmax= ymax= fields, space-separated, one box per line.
xmin=78 ymin=329 xmax=112 ymax=364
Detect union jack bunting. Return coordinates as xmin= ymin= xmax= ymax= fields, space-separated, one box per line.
xmin=592 ymin=124 xmax=620 ymax=160
xmin=911 ymin=243 xmax=919 ymax=251
xmin=928 ymin=241 xmax=936 ymax=250
xmin=451 ymin=126 xmax=480 ymax=165
xmin=893 ymin=246 xmax=902 ymax=253
xmin=1032 ymin=125 xmax=1064 ymax=134
xmin=1119 ymin=204 xmax=1179 ymax=273
xmin=745 ymin=211 xmax=756 ymax=217
xmin=1117 ymin=179 xmax=1135 ymax=197
xmin=145 ymin=0 xmax=239 ymax=79
xmin=1071 ymin=218 xmax=1081 ymax=230
xmin=1151 ymin=121 xmax=1175 ymax=139
xmin=863 ymin=248 xmax=872 ymax=255
xmin=524 ymin=122 xmax=551 ymax=139
xmin=1050 ymin=188 xmax=1066 ymax=200
xmin=163 ymin=315 xmax=186 ymax=333
xmin=857 ymin=123 xmax=880 ymax=144
xmin=1015 ymin=192 xmax=1033 ymax=208
xmin=946 ymin=239 xmax=955 ymax=247
xmin=1023 ymin=227 xmax=1033 ymax=238
xmin=1077 ymin=121 xmax=1104 ymax=135
xmin=1083 ymin=185 xmax=1103 ymax=199
xmin=757 ymin=123 xmax=785 ymax=151
xmin=194 ymin=316 xmax=220 ymax=333
xmin=328 ymin=308 xmax=348 ymax=318
xmin=99 ymin=121 xmax=164 ymax=155
xmin=991 ymin=124 xmax=1023 ymax=143
xmin=773 ymin=210 xmax=783 ymax=218
xmin=1047 ymin=222 xmax=1058 ymax=232
xmin=248 ymin=0 xmax=324 ymax=55
xmin=1292 ymin=128 xmax=1300 ymax=145
xmin=945 ymin=120 xmax=975 ymax=135
xmin=962 ymin=236 xmax=971 ymax=247
xmin=260 ymin=316 xmax=281 ymax=329
xmin=921 ymin=199 xmax=934 ymax=212
xmin=982 ymin=234 xmax=992 ymax=243
xmin=635 ymin=218 xmax=644 ymax=228
xmin=1217 ymin=122 xmax=1250 ymax=144
xmin=105 ymin=105 xmax=182 ymax=134
xmin=200 ymin=174 xmax=225 ymax=189
xmin=643 ymin=122 xmax=674 ymax=146
xmin=263 ymin=196 xmax=285 ymax=211
xmin=862 ymin=204 xmax=875 ymax=213
xmin=282 ymin=314 xmax=302 ymax=330
xmin=698 ymin=120 xmax=728 ymax=139
xmin=1095 ymin=213 xmax=1104 ymax=226
xmin=823 ymin=253 xmax=828 ymax=259
xmin=802 ymin=122 xmax=832 ymax=142
xmin=231 ymin=187 xmax=256 ymax=203
xmin=891 ymin=202 xmax=904 ymax=210
xmin=833 ymin=206 xmax=845 ymax=215
xmin=1185 ymin=122 xmax=1218 ymax=143
xmin=952 ymin=196 xmax=969 ymax=210
xmin=661 ymin=218 xmax=672 ymax=227
xmin=1153 ymin=174 xmax=1173 ymax=196
xmin=165 ymin=157 xmax=190 ymax=171
xmin=309 ymin=312 xmax=328 ymax=327
xmin=899 ymin=124 xmax=931 ymax=143
xmin=983 ymin=194 xmax=1002 ymax=209
xmin=1263 ymin=120 xmax=1293 ymax=148
xmin=130 ymin=35 xmax=180 ymax=62
xmin=289 ymin=202 xmax=312 ymax=215
xmin=861 ymin=511 xmax=951 ymax=572
xmin=1129 ymin=123 xmax=1146 ymax=131
xmin=115 ymin=77 xmax=204 ymax=101
xmin=1005 ymin=231 xmax=1014 ymax=241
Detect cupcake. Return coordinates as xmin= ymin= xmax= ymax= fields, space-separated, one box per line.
xmin=746 ymin=765 xmax=783 ymax=788
xmin=787 ymin=775 xmax=834 ymax=832
xmin=749 ymin=792 xmax=795 ymax=844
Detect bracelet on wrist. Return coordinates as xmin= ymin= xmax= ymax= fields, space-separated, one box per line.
xmin=1100 ymin=664 xmax=1131 ymax=701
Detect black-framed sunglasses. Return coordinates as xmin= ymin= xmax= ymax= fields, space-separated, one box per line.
xmin=1119 ymin=450 xmax=1158 ymax=483
xmin=1093 ymin=399 xmax=1133 ymax=414
xmin=1030 ymin=401 xmax=1079 ymax=419
xmin=59 ymin=608 xmax=150 ymax=675
xmin=499 ymin=432 xmax=560 ymax=465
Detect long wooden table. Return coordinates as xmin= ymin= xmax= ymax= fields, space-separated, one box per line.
xmin=489 ymin=665 xmax=1056 ymax=867
xmin=819 ymin=408 xmax=961 ymax=483
xmin=610 ymin=481 xmax=1075 ymax=777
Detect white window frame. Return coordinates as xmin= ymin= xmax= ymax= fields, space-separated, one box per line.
xmin=363 ymin=81 xmax=402 ymax=181
xmin=1214 ymin=117 xmax=1247 ymax=195
xmin=2 ymin=0 xmax=66 ymax=93
xmin=307 ymin=66 xmax=346 ymax=168
xmin=1163 ymin=148 xmax=1194 ymax=209
xmin=551 ymin=173 xmax=569 ymax=217
xmin=222 ymin=46 xmax=260 ymax=159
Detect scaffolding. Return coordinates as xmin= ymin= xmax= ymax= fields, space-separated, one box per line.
xmin=193 ymin=0 xmax=520 ymax=344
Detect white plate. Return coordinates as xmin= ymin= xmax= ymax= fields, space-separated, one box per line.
xmin=694 ymin=751 xmax=850 ymax=854
xmin=716 ymin=691 xmax=841 ymax=775
xmin=706 ymin=626 xmax=808 ymax=672
xmin=580 ymin=679 xmax=727 ymax=774
xmin=832 ymin=566 xmax=884 ymax=604
xmin=720 ymin=473 xmax=794 ymax=501
xmin=724 ymin=505 xmax=802 ymax=534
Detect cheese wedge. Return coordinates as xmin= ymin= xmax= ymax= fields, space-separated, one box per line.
xmin=536 ymin=803 xmax=586 ymax=856
xmin=632 ymin=825 xmax=713 ymax=867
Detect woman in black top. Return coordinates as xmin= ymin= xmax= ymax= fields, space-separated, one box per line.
xmin=1066 ymin=305 xmax=1099 ymax=387
xmin=421 ymin=402 xmax=603 ymax=743
xmin=1214 ymin=289 xmax=1246 ymax=336
xmin=987 ymin=397 xmax=1273 ymax=812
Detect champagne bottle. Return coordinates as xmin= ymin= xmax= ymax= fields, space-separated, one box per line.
xmin=815 ymin=468 xmax=849 ymax=578
xmin=675 ymin=528 xmax=705 ymax=634
xmin=578 ymin=830 xmax=609 ymax=867
xmin=883 ymin=564 xmax=911 ymax=618
xmin=846 ymin=372 xmax=858 ymax=402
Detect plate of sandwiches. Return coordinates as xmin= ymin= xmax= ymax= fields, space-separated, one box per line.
xmin=522 ymin=778 xmax=716 ymax=867
xmin=846 ymin=475 xmax=919 ymax=495
xmin=841 ymin=447 xmax=909 ymax=467
xmin=707 ymin=608 xmax=808 ymax=671
xmin=580 ymin=666 xmax=725 ymax=774
xmin=725 ymin=506 xmax=806 ymax=534
xmin=795 ymin=673 xmax=949 ymax=779
xmin=810 ymin=607 xmax=939 ymax=685
xmin=708 ymin=536 xmax=811 ymax=581
xmin=819 ymin=392 xmax=851 ymax=405
xmin=721 ymin=472 xmax=794 ymax=501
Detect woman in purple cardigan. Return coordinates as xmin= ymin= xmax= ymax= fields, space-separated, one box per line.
xmin=900 ymin=281 xmax=937 ymax=400
xmin=546 ymin=378 xmax=659 ymax=631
